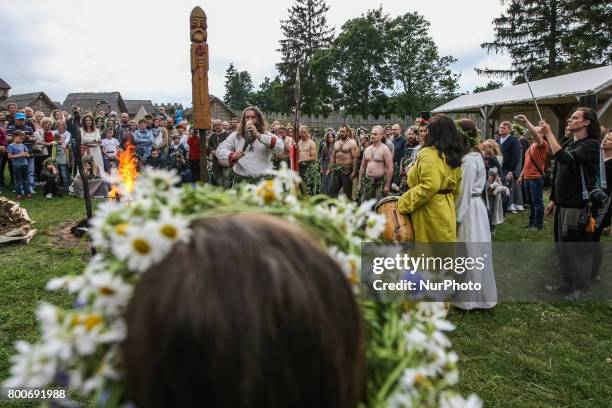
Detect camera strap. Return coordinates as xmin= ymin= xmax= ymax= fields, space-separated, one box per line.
xmin=575 ymin=158 xmax=590 ymax=201
xmin=600 ymin=150 xmax=607 ymax=190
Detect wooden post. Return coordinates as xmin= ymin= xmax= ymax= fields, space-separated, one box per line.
xmin=190 ymin=6 xmax=211 ymax=182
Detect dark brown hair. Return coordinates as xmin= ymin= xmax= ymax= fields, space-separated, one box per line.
xmin=575 ymin=107 xmax=602 ymax=140
xmin=81 ymin=114 xmax=95 ymax=132
xmin=425 ymin=114 xmax=465 ymax=168
xmin=237 ymin=106 xmax=268 ymax=137
xmin=122 ymin=214 xmax=365 ymax=408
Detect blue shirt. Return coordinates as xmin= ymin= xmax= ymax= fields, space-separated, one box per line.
xmin=392 ymin=137 xmax=406 ymax=164
xmin=8 ymin=143 xmax=29 ymax=167
xmin=6 ymin=124 xmax=35 ymax=152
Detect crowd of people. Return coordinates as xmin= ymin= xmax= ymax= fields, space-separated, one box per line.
xmin=0 ymin=102 xmax=611 ymax=302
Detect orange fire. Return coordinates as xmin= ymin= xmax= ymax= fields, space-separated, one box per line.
xmin=109 ymin=138 xmax=138 ymax=199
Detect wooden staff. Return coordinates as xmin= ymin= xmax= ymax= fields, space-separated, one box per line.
xmin=523 ymin=71 xmax=543 ymax=122
xmin=291 ymin=67 xmax=301 ymax=171
xmin=68 ymin=107 xmax=96 ymax=256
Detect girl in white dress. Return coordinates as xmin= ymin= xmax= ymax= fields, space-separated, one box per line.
xmin=80 ymin=114 xmax=105 ymax=175
xmin=453 ymin=119 xmax=497 ymax=310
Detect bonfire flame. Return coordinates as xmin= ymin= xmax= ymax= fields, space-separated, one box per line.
xmin=108 ymin=138 xmax=138 ymax=200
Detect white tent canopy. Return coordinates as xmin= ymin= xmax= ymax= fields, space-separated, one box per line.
xmin=433 ymin=65 xmax=612 ymax=113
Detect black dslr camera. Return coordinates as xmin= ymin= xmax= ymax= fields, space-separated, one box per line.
xmin=589 ymin=187 xmax=609 ymax=209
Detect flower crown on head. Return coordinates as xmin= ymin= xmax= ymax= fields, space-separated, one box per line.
xmin=3 ymin=165 xmax=479 ymax=408
xmin=455 ymin=121 xmax=480 ymax=148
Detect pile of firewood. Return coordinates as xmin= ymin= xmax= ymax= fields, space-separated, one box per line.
xmin=0 ymin=197 xmax=36 ymax=244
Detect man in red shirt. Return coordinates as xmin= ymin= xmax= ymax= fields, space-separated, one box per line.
xmin=187 ymin=130 xmax=201 ymax=182
xmin=516 ymin=114 xmax=550 ymax=230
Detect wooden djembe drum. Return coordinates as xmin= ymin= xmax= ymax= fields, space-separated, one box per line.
xmin=374 ymin=196 xmax=414 ymax=243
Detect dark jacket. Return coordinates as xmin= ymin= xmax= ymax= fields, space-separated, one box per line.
xmin=392 ymin=136 xmax=406 ymax=164
xmin=499 ymin=134 xmax=521 ymax=174
xmin=145 ymin=155 xmax=165 ymax=169
xmin=550 ymin=137 xmax=600 ymax=208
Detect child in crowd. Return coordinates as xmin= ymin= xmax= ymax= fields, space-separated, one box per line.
xmin=177 ymin=124 xmax=189 ymax=147
xmin=101 ymin=128 xmax=120 ymax=172
xmin=169 ymin=152 xmax=192 ymax=185
xmin=52 ymin=132 xmax=70 ymax=190
xmin=40 ymin=158 xmax=63 ymax=198
xmin=486 ymin=167 xmax=508 ymax=236
xmin=7 ymin=131 xmax=31 ymax=200
xmin=145 ymin=147 xmax=165 ymax=169
xmin=168 ymin=134 xmax=188 ymax=159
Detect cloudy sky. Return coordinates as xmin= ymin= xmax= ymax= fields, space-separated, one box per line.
xmin=0 ymin=0 xmax=511 ymax=107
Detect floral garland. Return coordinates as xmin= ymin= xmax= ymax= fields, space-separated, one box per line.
xmin=455 ymin=122 xmax=480 ymax=148
xmin=511 ymin=122 xmax=527 ymax=136
xmin=3 ymin=165 xmax=480 ymax=407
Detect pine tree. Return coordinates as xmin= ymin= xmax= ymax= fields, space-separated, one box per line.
xmin=223 ymin=63 xmax=254 ymax=111
xmin=477 ymin=0 xmax=611 ymax=83
xmin=563 ymin=0 xmax=612 ymax=72
xmin=477 ymin=0 xmax=570 ymax=82
xmin=277 ymin=0 xmax=335 ymax=114
xmin=473 ymin=81 xmax=504 ymax=93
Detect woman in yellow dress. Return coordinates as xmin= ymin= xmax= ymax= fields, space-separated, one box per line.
xmin=398 ymin=115 xmax=465 ymax=242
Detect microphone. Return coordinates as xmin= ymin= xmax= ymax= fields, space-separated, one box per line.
xmin=242 ymin=125 xmax=253 ymax=152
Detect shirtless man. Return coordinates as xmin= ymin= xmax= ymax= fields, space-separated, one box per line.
xmin=327 ymin=125 xmax=359 ymax=198
xmin=297 ymin=126 xmax=319 ymax=195
xmin=357 ymin=125 xmax=393 ymax=204
xmin=273 ymin=126 xmax=294 ymax=169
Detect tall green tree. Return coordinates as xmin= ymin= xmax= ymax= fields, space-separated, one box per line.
xmin=251 ymin=76 xmax=286 ymax=113
xmin=277 ymin=0 xmax=335 ymax=114
xmin=331 ymin=7 xmax=392 ymax=117
xmin=477 ymin=0 xmax=610 ymax=83
xmin=473 ymin=80 xmax=504 ymax=93
xmin=477 ymin=0 xmax=570 ymax=81
xmin=563 ymin=0 xmax=612 ymax=72
xmin=223 ymin=63 xmax=254 ymax=111
xmin=386 ymin=11 xmax=460 ymax=116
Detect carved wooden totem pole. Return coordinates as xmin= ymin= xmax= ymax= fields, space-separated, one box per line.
xmin=190 ymin=6 xmax=211 ymax=182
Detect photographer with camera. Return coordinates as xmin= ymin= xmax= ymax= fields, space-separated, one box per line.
xmin=543 ymin=107 xmax=604 ymax=301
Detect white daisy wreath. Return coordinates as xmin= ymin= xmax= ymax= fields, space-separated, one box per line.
xmin=3 ymin=165 xmax=481 ymax=408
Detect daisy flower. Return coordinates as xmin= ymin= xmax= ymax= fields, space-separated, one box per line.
xmin=364 ymin=212 xmax=387 ymax=240
xmin=76 ymin=271 xmax=133 ymax=316
xmin=439 ymin=393 xmax=483 ymax=408
xmin=253 ymin=179 xmax=284 ymax=205
xmin=138 ymin=167 xmax=180 ymax=192
xmin=111 ymin=224 xmax=170 ymax=273
xmin=89 ymin=201 xmax=128 ymax=247
xmin=3 ymin=341 xmax=57 ymax=388
xmin=152 ymin=210 xmax=192 ymax=245
xmin=328 ymin=246 xmax=360 ymax=288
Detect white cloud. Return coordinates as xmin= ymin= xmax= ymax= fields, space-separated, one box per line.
xmin=0 ymin=0 xmax=507 ymax=106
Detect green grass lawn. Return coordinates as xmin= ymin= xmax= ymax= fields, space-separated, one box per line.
xmin=0 ymin=181 xmax=611 ymax=407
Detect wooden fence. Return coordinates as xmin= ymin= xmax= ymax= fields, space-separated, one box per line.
xmin=263 ymin=111 xmax=484 ymax=132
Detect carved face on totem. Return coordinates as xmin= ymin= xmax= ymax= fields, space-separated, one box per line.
xmin=190 ymin=7 xmax=207 ymax=43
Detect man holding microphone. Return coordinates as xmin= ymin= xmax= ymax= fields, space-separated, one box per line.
xmin=216 ymin=106 xmax=284 ymax=186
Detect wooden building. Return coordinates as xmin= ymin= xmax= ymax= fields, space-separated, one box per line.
xmin=209 ymin=95 xmax=236 ymax=122
xmin=0 ymin=78 xmax=10 ymax=100
xmin=0 ymin=92 xmax=60 ymax=115
xmin=125 ymin=99 xmax=155 ymax=118
xmin=62 ymin=92 xmax=127 ymax=115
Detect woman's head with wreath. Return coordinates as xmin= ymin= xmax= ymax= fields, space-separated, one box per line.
xmin=122 ymin=214 xmax=365 ymax=408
